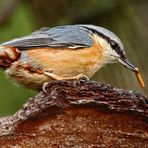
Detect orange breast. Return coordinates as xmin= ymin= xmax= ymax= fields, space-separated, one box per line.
xmin=25 ymin=35 xmax=104 ymax=78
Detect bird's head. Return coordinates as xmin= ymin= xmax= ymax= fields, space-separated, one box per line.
xmin=83 ymin=25 xmax=137 ymax=72
xmin=80 ymin=25 xmax=144 ymax=88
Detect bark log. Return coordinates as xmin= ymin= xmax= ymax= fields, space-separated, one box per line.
xmin=0 ymin=80 xmax=148 ymax=147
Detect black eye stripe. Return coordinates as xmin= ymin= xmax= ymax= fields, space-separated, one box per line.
xmin=82 ymin=26 xmax=126 ymax=59
xmin=110 ymin=40 xmax=119 ymax=50
xmin=110 ymin=40 xmax=118 ymax=48
xmin=110 ymin=40 xmax=125 ymax=59
xmin=96 ymin=32 xmax=126 ymax=59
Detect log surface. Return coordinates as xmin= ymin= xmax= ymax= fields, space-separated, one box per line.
xmin=0 ymin=80 xmax=148 ymax=147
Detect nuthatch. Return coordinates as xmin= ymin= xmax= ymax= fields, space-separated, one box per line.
xmin=0 ymin=24 xmax=144 ymax=91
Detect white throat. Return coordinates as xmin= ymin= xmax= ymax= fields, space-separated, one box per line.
xmin=97 ymin=36 xmax=119 ymax=64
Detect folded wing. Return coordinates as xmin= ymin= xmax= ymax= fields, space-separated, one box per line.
xmin=1 ymin=25 xmax=93 ymax=50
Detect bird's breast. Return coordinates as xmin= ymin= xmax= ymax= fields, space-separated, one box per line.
xmin=23 ymin=43 xmax=104 ymax=77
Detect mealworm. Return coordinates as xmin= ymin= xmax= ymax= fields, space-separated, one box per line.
xmin=135 ymin=67 xmax=145 ymax=88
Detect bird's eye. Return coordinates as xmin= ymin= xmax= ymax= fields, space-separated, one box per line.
xmin=110 ymin=41 xmax=118 ymax=49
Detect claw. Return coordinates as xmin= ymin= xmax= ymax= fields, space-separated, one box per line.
xmin=42 ymin=82 xmax=49 ymax=93
xmin=75 ymin=74 xmax=89 ymax=81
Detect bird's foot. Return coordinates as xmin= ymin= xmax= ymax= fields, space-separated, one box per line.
xmin=42 ymin=82 xmax=49 ymax=93
xmin=42 ymin=73 xmax=89 ymax=93
xmin=74 ymin=74 xmax=89 ymax=81
xmin=44 ymin=71 xmax=89 ymax=81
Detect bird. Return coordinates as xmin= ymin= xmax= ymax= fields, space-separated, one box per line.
xmin=0 ymin=24 xmax=144 ymax=91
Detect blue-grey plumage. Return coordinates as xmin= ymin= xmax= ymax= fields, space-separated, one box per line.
xmin=0 ymin=24 xmax=144 ymax=90
xmin=1 ymin=25 xmax=93 ymax=49
xmin=1 ymin=25 xmax=123 ymax=50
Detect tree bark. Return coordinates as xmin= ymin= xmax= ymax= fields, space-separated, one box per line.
xmin=0 ymin=80 xmax=147 ymax=147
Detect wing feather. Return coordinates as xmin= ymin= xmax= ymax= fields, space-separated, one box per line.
xmin=1 ymin=25 xmax=93 ymax=49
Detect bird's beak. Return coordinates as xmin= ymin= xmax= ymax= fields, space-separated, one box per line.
xmin=117 ymin=57 xmax=145 ymax=88
xmin=117 ymin=58 xmax=137 ymax=72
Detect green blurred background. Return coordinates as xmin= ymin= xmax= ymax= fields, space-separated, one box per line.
xmin=0 ymin=0 xmax=147 ymax=115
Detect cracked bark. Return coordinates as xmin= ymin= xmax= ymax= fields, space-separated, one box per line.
xmin=0 ymin=80 xmax=148 ymax=147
